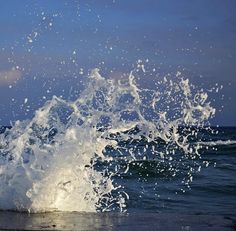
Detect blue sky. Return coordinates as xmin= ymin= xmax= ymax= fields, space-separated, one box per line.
xmin=0 ymin=0 xmax=235 ymax=125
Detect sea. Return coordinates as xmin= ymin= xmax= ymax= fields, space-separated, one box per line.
xmin=0 ymin=69 xmax=235 ymax=230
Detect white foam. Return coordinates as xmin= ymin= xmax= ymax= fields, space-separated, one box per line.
xmin=198 ymin=140 xmax=236 ymax=146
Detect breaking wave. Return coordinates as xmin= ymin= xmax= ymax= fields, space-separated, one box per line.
xmin=0 ymin=69 xmax=216 ymax=212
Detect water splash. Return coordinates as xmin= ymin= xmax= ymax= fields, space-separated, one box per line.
xmin=0 ymin=69 xmax=216 ymax=212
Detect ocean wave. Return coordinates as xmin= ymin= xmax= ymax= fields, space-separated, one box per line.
xmin=0 ymin=69 xmax=216 ymax=213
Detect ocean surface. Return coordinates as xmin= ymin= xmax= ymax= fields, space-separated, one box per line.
xmin=120 ymin=126 xmax=236 ymax=216
xmin=1 ymin=125 xmax=236 ymax=217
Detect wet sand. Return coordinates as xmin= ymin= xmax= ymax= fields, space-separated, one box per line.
xmin=0 ymin=211 xmax=235 ymax=231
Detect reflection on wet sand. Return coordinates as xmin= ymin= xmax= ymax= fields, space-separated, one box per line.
xmin=0 ymin=211 xmax=234 ymax=231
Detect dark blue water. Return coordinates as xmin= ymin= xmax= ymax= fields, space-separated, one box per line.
xmin=107 ymin=127 xmax=236 ymax=216
xmin=0 ymin=126 xmax=236 ymax=217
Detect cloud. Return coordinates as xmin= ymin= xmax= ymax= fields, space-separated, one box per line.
xmin=0 ymin=68 xmax=22 ymax=86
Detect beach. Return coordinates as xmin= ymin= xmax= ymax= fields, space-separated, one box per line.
xmin=0 ymin=211 xmax=235 ymax=231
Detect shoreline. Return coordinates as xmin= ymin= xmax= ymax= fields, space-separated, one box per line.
xmin=0 ymin=211 xmax=235 ymax=231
